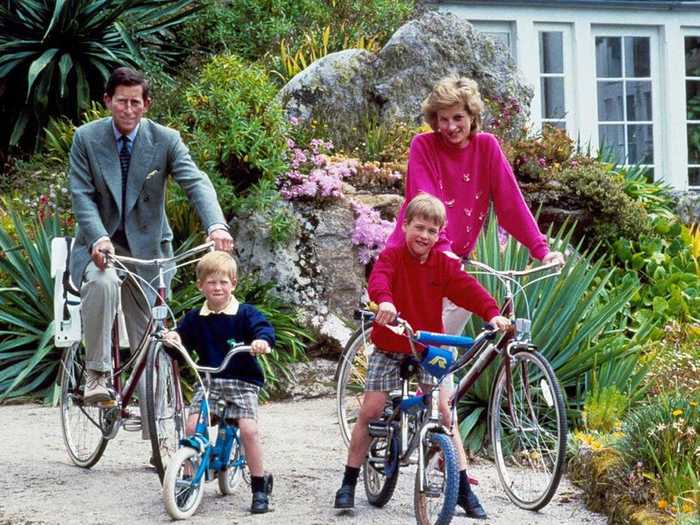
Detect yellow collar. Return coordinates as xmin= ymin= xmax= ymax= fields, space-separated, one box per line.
xmin=200 ymin=295 xmax=239 ymax=316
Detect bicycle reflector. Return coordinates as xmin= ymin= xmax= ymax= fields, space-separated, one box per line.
xmin=420 ymin=346 xmax=455 ymax=380
xmin=152 ymin=305 xmax=168 ymax=320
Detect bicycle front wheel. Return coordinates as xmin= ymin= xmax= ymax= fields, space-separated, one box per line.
xmin=414 ymin=432 xmax=459 ymax=525
xmin=363 ymin=432 xmax=400 ymax=507
xmin=489 ymin=349 xmax=567 ymax=510
xmin=146 ymin=342 xmax=186 ymax=483
xmin=336 ymin=324 xmax=374 ymax=446
xmin=163 ymin=446 xmax=205 ymax=519
xmin=59 ymin=342 xmax=108 ymax=468
xmin=218 ymin=435 xmax=245 ymax=495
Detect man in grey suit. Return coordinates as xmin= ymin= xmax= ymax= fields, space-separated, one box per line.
xmin=69 ymin=67 xmax=233 ymax=407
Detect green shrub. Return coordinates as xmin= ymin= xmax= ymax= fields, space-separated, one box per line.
xmin=0 ymin=0 xmax=198 ymax=153
xmin=642 ymin=323 xmax=700 ymax=397
xmin=180 ymin=54 xmax=289 ymax=191
xmin=583 ymin=385 xmax=629 ymax=433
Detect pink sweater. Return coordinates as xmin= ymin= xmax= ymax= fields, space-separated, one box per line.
xmin=386 ymin=131 xmax=549 ymax=260
xmin=369 ymin=245 xmax=501 ymax=354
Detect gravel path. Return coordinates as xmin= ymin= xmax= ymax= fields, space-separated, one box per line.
xmin=0 ymin=397 xmax=605 ymax=525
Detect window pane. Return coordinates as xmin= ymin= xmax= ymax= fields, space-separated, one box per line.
xmin=624 ymin=37 xmax=650 ymax=77
xmin=599 ymin=124 xmax=625 ymax=163
xmin=685 ymin=36 xmax=700 ymax=76
xmin=689 ymin=167 xmax=700 ymax=187
xmin=540 ymin=32 xmax=564 ymax=74
xmin=626 ymin=81 xmax=652 ymax=121
xmin=597 ymin=81 xmax=624 ymax=121
xmin=688 ymin=124 xmax=700 ymax=163
xmin=541 ymin=77 xmax=565 ymax=119
xmin=596 ymin=37 xmax=622 ymax=77
xmin=687 ymin=81 xmax=700 ymax=120
xmin=627 ymin=125 xmax=654 ymax=164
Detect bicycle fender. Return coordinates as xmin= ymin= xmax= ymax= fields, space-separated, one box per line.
xmin=384 ymin=433 xmax=400 ymax=478
xmin=179 ymin=435 xmax=209 ymax=454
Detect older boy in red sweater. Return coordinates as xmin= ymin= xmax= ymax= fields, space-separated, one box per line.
xmin=334 ymin=193 xmax=509 ymax=518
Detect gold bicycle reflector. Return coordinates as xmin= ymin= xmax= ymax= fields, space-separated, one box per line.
xmin=152 ymin=305 xmax=168 ymax=320
xmin=540 ymin=379 xmax=554 ymax=407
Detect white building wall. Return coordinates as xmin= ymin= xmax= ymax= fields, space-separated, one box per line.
xmin=439 ymin=2 xmax=700 ymax=190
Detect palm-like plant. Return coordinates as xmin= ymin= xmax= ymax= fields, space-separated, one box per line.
xmin=0 ymin=0 xmax=197 ymax=151
xmin=456 ymin=213 xmax=655 ymax=452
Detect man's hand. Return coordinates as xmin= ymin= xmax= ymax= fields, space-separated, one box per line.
xmin=488 ymin=315 xmax=511 ymax=332
xmin=162 ymin=329 xmax=182 ymax=347
xmin=208 ymin=228 xmax=234 ymax=252
xmin=251 ymin=339 xmax=270 ymax=355
xmin=375 ymin=302 xmax=397 ymax=326
xmin=542 ymin=250 xmax=565 ymax=267
xmin=91 ymin=239 xmax=114 ymax=270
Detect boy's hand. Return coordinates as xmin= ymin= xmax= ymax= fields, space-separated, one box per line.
xmin=375 ymin=302 xmax=397 ymax=326
xmin=488 ymin=315 xmax=511 ymax=332
xmin=251 ymin=339 xmax=270 ymax=355
xmin=162 ymin=329 xmax=182 ymax=346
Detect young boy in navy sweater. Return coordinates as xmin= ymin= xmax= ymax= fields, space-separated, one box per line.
xmin=334 ymin=193 xmax=510 ymax=518
xmin=165 ymin=251 xmax=275 ymax=514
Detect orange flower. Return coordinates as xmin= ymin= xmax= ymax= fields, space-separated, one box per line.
xmin=658 ymin=499 xmax=668 ymax=510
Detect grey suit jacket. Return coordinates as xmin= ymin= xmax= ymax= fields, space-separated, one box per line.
xmin=69 ymin=117 xmax=226 ymax=290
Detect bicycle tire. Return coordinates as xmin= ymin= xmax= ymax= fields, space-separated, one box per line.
xmin=146 ymin=341 xmax=186 ymax=483
xmin=336 ymin=324 xmax=374 ymax=446
xmin=163 ymin=446 xmax=205 ymax=519
xmin=363 ymin=432 xmax=400 ymax=507
xmin=489 ymin=348 xmax=567 ymax=510
xmin=414 ymin=432 xmax=459 ymax=525
xmin=218 ymin=435 xmax=245 ymax=495
xmin=59 ymin=342 xmax=108 ymax=468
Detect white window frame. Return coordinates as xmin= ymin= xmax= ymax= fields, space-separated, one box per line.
xmin=469 ymin=20 xmax=517 ymax=60
xmin=534 ymin=23 xmax=575 ymax=134
xmin=683 ymin=29 xmax=700 ymax=190
xmin=590 ymin=26 xmax=662 ymax=179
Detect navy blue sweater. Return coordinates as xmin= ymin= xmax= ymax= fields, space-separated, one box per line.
xmin=176 ymin=303 xmax=275 ymax=387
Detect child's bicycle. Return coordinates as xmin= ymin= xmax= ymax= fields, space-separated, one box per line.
xmin=161 ymin=342 xmax=272 ymax=520
xmin=359 ymin=314 xmax=500 ymax=525
xmin=54 ymin=239 xmax=213 ymax=482
xmin=336 ymin=260 xmax=568 ymax=511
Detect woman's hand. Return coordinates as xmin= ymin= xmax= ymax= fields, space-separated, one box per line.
xmin=375 ymin=302 xmax=397 ymax=326
xmin=488 ymin=315 xmax=511 ymax=332
xmin=251 ymin=339 xmax=271 ymax=355
xmin=542 ymin=251 xmax=565 ymax=267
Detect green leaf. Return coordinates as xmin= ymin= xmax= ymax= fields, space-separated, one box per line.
xmin=25 ymin=47 xmax=59 ymax=101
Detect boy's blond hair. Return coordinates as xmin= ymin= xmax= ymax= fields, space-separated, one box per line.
xmin=421 ymin=76 xmax=484 ymax=136
xmin=196 ymin=251 xmax=238 ymax=282
xmin=404 ymin=193 xmax=446 ymax=228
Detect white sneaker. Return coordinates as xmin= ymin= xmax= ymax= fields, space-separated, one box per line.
xmin=84 ymin=370 xmax=113 ymax=405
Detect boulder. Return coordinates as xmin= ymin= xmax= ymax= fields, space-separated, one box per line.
xmin=673 ymin=190 xmax=700 ymax=224
xmin=279 ymin=10 xmax=532 ymax=146
xmin=270 ymin=357 xmax=338 ymax=400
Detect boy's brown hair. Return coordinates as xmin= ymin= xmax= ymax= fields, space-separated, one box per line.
xmin=196 ymin=251 xmax=238 ymax=283
xmin=404 ymin=193 xmax=446 ymax=228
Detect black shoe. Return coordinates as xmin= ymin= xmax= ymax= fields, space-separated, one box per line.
xmin=457 ymin=490 xmax=488 ymax=519
xmin=334 ymin=484 xmax=355 ymax=509
xmin=251 ymin=491 xmax=269 ymax=514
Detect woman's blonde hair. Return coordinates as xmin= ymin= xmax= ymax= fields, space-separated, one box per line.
xmin=196 ymin=251 xmax=238 ymax=283
xmin=421 ymin=76 xmax=484 ymax=135
xmin=404 ymin=193 xmax=446 ymax=228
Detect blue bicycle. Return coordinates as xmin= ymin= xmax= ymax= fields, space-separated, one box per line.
xmin=162 ymin=344 xmax=271 ymax=519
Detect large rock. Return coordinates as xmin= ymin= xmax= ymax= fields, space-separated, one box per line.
xmin=278 ymin=10 xmax=532 ymax=146
xmin=673 ymin=191 xmax=700 ymax=224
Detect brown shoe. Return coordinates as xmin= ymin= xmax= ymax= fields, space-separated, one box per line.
xmin=84 ymin=370 xmax=112 ymax=405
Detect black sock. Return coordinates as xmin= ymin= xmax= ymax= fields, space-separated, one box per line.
xmin=459 ymin=469 xmax=469 ymax=494
xmin=342 ymin=465 xmax=360 ymax=487
xmin=251 ymin=475 xmax=265 ymax=493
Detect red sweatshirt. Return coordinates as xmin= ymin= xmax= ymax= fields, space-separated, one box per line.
xmin=368 ymin=245 xmax=501 ymax=354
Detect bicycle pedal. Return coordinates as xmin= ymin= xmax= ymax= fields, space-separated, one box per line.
xmin=97 ymin=399 xmax=117 ymax=408
xmin=368 ymin=421 xmax=390 ymax=438
xmin=122 ymin=417 xmax=142 ymax=432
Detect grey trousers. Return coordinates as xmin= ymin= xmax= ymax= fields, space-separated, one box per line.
xmin=81 ymin=260 xmax=152 ymax=438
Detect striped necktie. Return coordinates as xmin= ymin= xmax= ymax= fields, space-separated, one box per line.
xmin=119 ymin=135 xmax=131 ymax=232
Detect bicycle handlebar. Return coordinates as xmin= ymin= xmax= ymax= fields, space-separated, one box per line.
xmin=105 ymin=241 xmax=215 ymax=268
xmin=465 ymin=259 xmax=562 ymax=277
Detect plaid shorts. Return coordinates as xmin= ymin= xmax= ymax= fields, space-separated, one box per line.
xmin=365 ymin=350 xmax=435 ymax=392
xmin=191 ymin=378 xmax=260 ymax=421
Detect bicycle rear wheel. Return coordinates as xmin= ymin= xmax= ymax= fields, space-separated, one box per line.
xmin=489 ymin=349 xmax=567 ymax=510
xmin=414 ymin=432 xmax=459 ymax=525
xmin=59 ymin=342 xmax=108 ymax=468
xmin=146 ymin=342 xmax=186 ymax=483
xmin=363 ymin=431 xmax=400 ymax=507
xmin=163 ymin=446 xmax=205 ymax=519
xmin=336 ymin=324 xmax=374 ymax=446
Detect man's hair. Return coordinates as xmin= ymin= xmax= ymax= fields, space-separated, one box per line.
xmin=421 ymin=76 xmax=483 ymax=135
xmin=105 ymin=67 xmax=150 ymax=99
xmin=404 ymin=193 xmax=446 ymax=228
xmin=196 ymin=251 xmax=238 ymax=283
